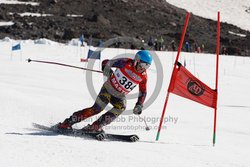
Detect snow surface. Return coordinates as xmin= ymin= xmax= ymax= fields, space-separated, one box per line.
xmin=8 ymin=12 xmax=85 ymax=18
xmin=0 ymin=0 xmax=39 ymax=6
xmin=66 ymin=14 xmax=84 ymax=18
xmin=0 ymin=21 xmax=14 ymax=26
xmin=9 ymin=12 xmax=53 ymax=17
xmin=0 ymin=39 xmax=250 ymax=167
xmin=166 ymin=0 xmax=250 ymax=32
xmin=228 ymin=31 xmax=247 ymax=37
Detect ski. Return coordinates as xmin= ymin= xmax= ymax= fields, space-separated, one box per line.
xmin=32 ymin=123 xmax=105 ymax=140
xmin=32 ymin=123 xmax=139 ymax=142
xmin=105 ymin=133 xmax=139 ymax=142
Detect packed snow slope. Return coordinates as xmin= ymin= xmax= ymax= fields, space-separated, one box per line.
xmin=166 ymin=0 xmax=250 ymax=31
xmin=0 ymin=39 xmax=250 ymax=167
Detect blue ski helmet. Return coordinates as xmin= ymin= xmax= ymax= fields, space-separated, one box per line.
xmin=135 ymin=50 xmax=153 ymax=65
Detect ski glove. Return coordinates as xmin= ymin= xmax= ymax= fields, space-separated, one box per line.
xmin=133 ymin=104 xmax=143 ymax=115
xmin=102 ymin=67 xmax=113 ymax=77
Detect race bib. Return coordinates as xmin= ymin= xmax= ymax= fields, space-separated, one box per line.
xmin=111 ymin=69 xmax=137 ymax=94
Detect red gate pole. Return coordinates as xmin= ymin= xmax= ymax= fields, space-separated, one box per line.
xmin=213 ymin=11 xmax=220 ymax=146
xmin=156 ymin=12 xmax=190 ymax=141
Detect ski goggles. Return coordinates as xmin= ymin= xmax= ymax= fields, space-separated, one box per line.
xmin=138 ymin=61 xmax=150 ymax=70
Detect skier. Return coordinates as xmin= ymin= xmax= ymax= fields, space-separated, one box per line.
xmin=56 ymin=50 xmax=153 ymax=133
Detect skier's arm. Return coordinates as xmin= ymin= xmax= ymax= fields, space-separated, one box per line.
xmin=102 ymin=58 xmax=130 ymax=77
xmin=137 ymin=77 xmax=147 ymax=106
xmin=102 ymin=58 xmax=129 ymax=70
xmin=133 ymin=78 xmax=147 ymax=115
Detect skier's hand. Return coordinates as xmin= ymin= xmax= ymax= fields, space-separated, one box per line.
xmin=102 ymin=60 xmax=113 ymax=77
xmin=133 ymin=104 xmax=143 ymax=115
xmin=102 ymin=67 xmax=113 ymax=77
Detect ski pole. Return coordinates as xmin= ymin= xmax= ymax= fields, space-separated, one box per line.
xmin=27 ymin=58 xmax=103 ymax=74
xmin=138 ymin=115 xmax=150 ymax=131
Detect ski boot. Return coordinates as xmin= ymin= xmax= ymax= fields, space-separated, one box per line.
xmin=81 ymin=124 xmax=104 ymax=133
xmin=53 ymin=118 xmax=73 ymax=133
xmin=81 ymin=123 xmax=106 ymax=141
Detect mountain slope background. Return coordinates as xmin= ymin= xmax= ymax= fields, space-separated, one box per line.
xmin=0 ymin=0 xmax=249 ymax=55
